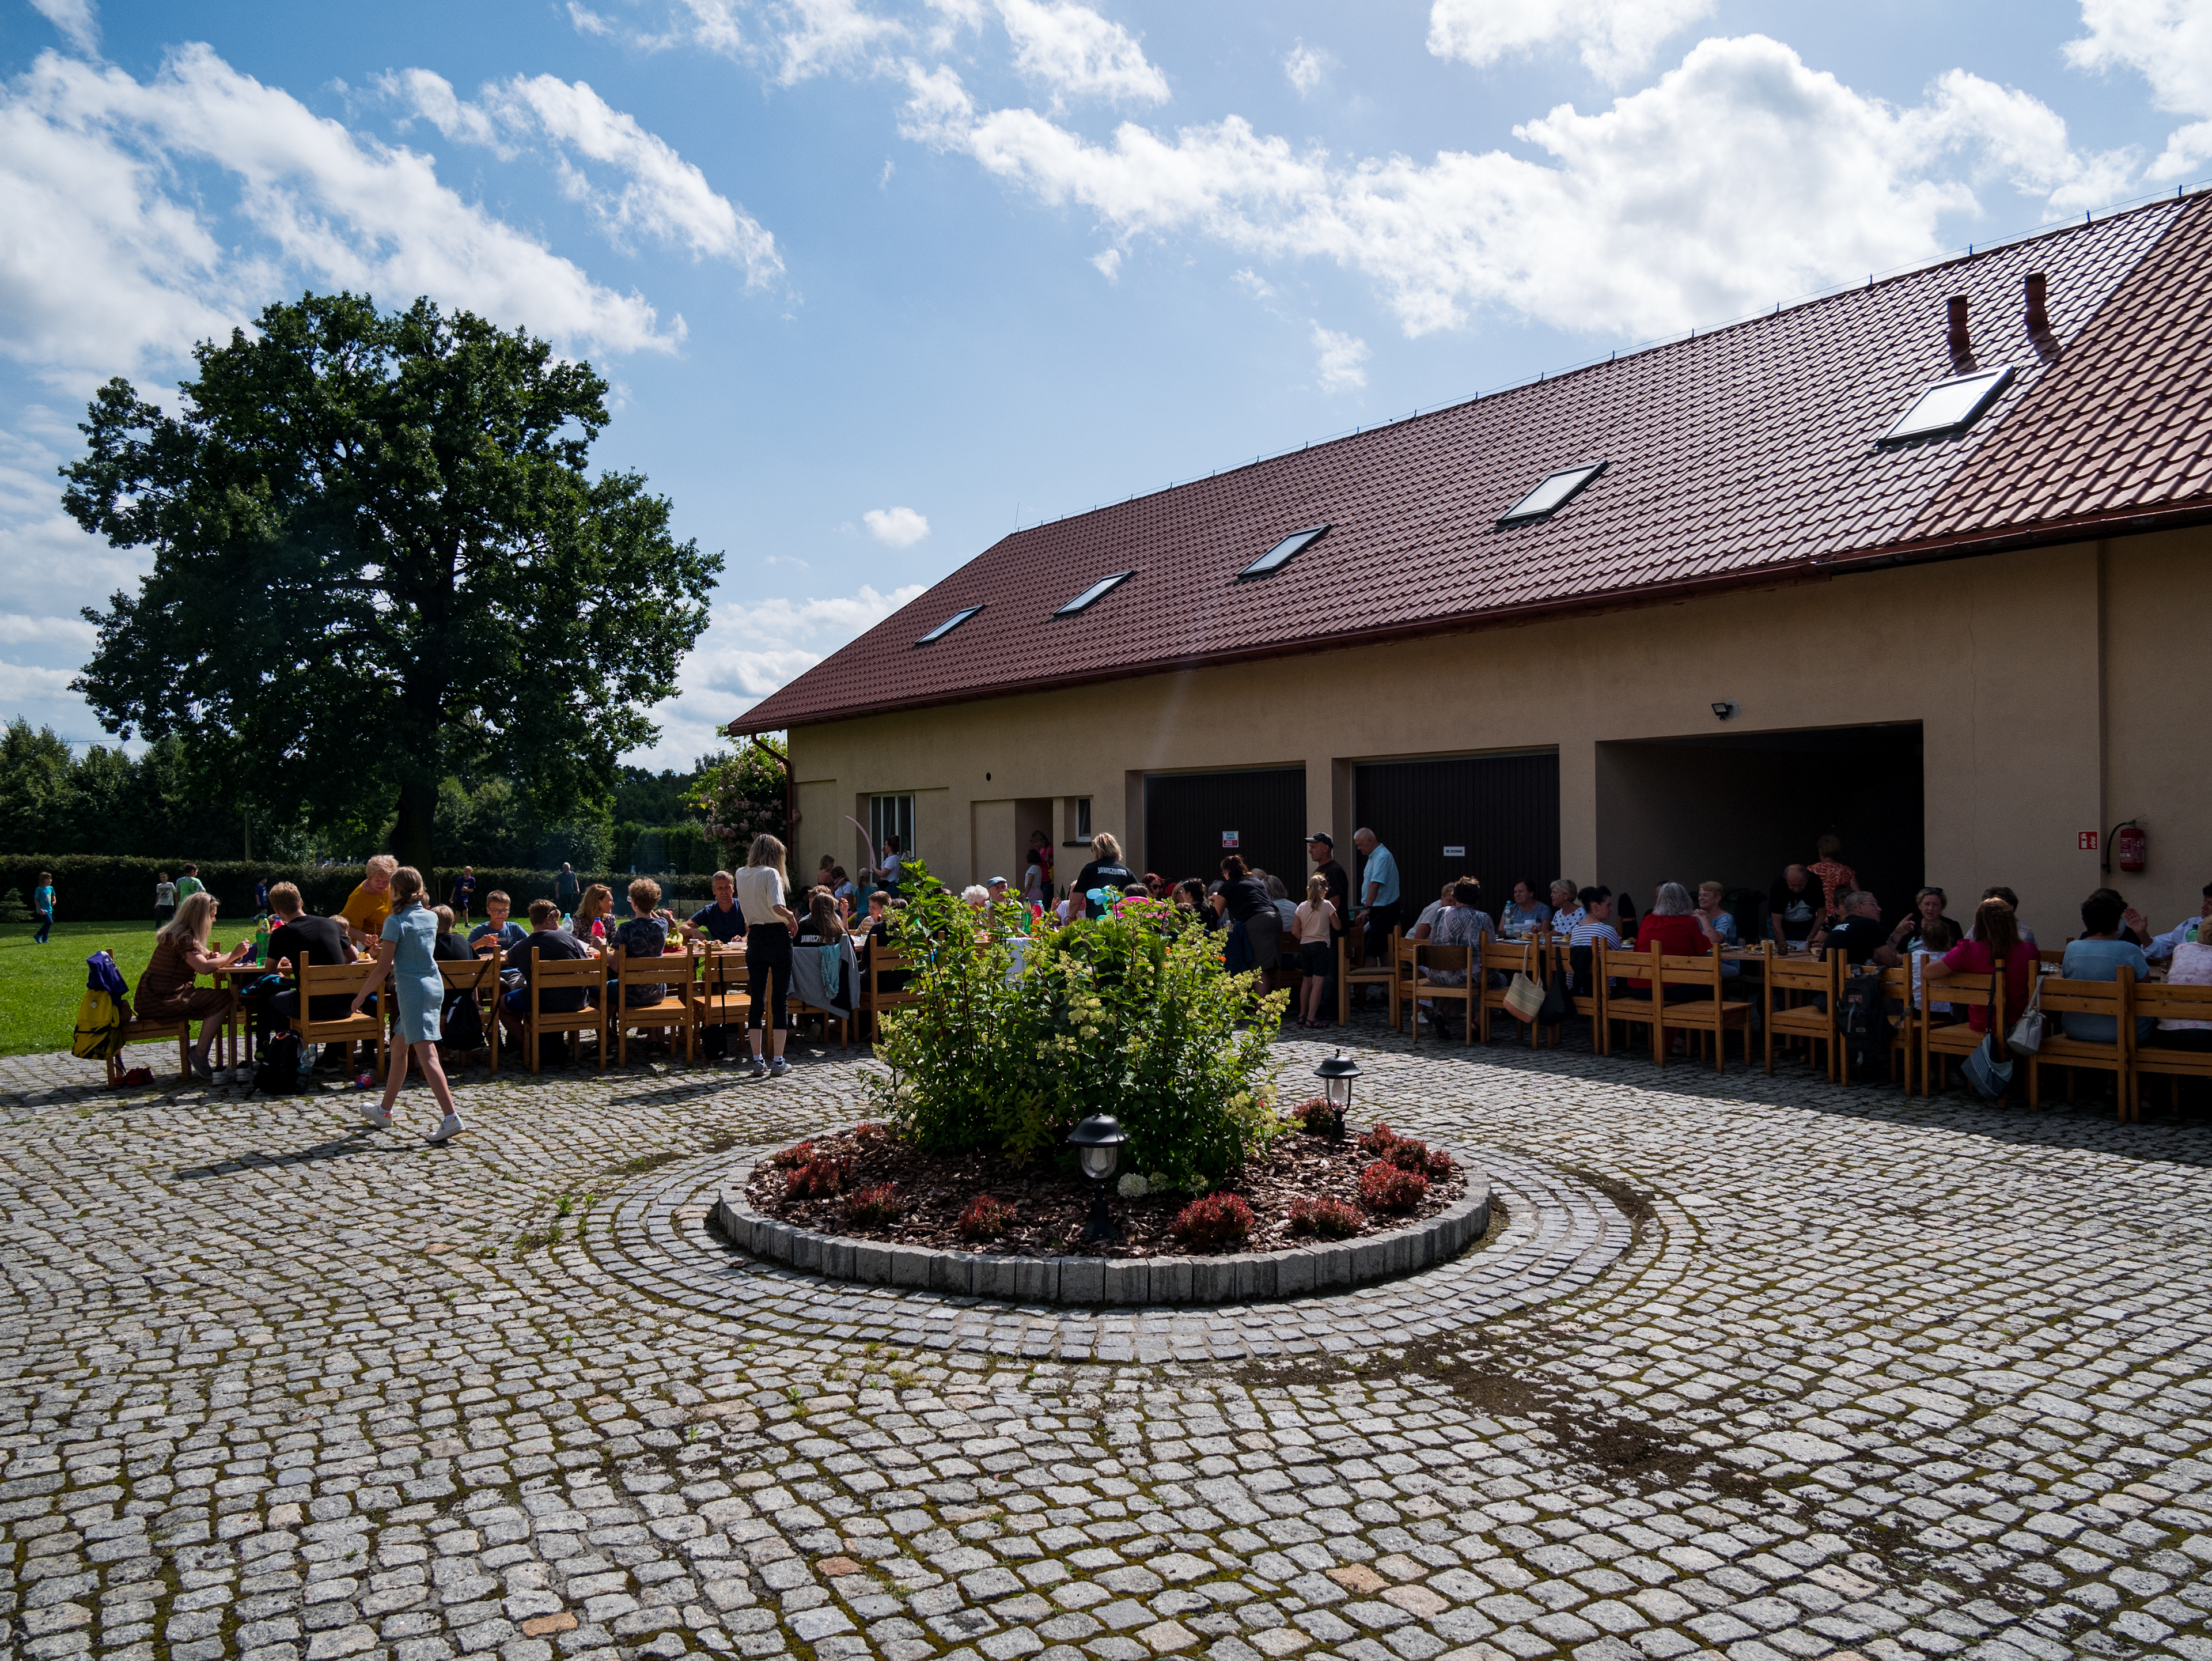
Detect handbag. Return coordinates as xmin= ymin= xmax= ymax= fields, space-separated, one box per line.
xmin=1536 ymin=966 xmax=1570 ymax=1024
xmin=2006 ymin=975 xmax=2046 ymax=1058
xmin=1503 ymin=945 xmax=1544 ymax=1021
xmin=1961 ymin=1030 xmax=2014 ymax=1099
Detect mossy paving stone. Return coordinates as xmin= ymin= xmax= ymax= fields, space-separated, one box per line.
xmin=0 ymin=1024 xmax=2206 ymax=1661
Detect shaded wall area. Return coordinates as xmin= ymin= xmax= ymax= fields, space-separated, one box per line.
xmin=1353 ymin=751 xmax=1562 ymax=923
xmin=1596 ymin=724 xmax=1925 ymax=932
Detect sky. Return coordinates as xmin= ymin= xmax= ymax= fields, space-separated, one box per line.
xmin=3 ymin=0 xmax=2210 ymax=769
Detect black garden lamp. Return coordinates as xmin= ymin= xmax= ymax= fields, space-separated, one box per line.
xmin=1067 ymin=1113 xmax=1128 ymax=1242
xmin=1313 ymin=1049 xmax=1361 ymax=1142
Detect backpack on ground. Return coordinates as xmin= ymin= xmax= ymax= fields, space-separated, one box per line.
xmin=442 ymin=989 xmax=484 ymax=1053
xmin=1838 ymin=969 xmax=1895 ymax=1074
xmin=252 ymin=1033 xmax=304 ymax=1096
xmin=72 ymin=951 xmax=130 ymax=1061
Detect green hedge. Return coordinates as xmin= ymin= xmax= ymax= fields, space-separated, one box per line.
xmin=0 ymin=856 xmax=729 ymax=922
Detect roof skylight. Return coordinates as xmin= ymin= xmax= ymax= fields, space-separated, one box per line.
xmin=1878 ymin=366 xmax=2014 ymax=444
xmin=1498 ymin=463 xmax=1605 ymax=527
xmin=914 ymin=604 xmax=983 ymax=646
xmin=1054 ymin=570 xmax=1135 ymax=617
xmin=1237 ymin=524 xmax=1330 ymax=580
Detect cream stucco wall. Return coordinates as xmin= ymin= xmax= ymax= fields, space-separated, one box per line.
xmin=778 ymin=530 xmax=2210 ymax=946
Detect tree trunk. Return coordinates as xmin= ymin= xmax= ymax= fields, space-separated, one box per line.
xmin=392 ymin=774 xmax=438 ymax=876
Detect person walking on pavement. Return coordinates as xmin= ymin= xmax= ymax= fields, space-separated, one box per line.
xmin=345 ymin=865 xmax=464 ymax=1142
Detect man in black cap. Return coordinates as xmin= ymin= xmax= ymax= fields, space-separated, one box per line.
xmin=1307 ymin=832 xmax=1350 ymax=1021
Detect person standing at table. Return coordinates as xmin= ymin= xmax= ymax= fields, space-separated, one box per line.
xmin=1351 ymin=827 xmax=1400 ymax=1002
xmin=154 ymin=872 xmax=176 ymax=929
xmin=346 ymin=866 xmax=463 ymax=1142
xmin=1071 ymin=832 xmax=1135 ymax=921
xmin=31 ymin=873 xmax=55 ymax=944
xmin=339 ymin=854 xmax=398 ymax=951
xmin=1808 ymin=834 xmax=1857 ymax=920
xmin=449 ymin=865 xmax=478 ymax=924
xmin=736 ymin=835 xmax=800 ymax=1079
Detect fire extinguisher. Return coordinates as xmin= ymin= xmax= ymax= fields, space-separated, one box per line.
xmin=2115 ymin=821 xmax=2146 ymax=873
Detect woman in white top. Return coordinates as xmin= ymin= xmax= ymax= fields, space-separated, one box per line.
xmin=736 ymin=835 xmax=801 ymax=1077
xmin=1292 ymin=875 xmax=1340 ymax=1029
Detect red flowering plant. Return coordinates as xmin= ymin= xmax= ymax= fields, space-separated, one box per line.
xmin=846 ymin=1183 xmax=904 ymax=1225
xmin=1359 ymin=1161 xmax=1428 ymax=1213
xmin=957 ymin=1195 xmax=1016 ymax=1240
xmin=1288 ymin=1197 xmax=1362 ymax=1239
xmin=1171 ymin=1191 xmax=1255 ymax=1251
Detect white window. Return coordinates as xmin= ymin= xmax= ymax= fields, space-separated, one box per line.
xmin=871 ymin=793 xmax=915 ymax=856
xmin=1497 ymin=463 xmax=1605 ymax=527
xmin=1878 ymin=368 xmax=2014 ymax=444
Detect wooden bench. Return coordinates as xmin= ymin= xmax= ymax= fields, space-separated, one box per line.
xmin=106 ymin=1017 xmax=193 ymax=1087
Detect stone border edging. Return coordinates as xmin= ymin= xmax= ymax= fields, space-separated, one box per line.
xmin=711 ymin=1151 xmax=1491 ymax=1307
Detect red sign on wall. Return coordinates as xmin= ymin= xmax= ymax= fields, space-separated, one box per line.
xmin=2078 ymin=831 xmax=2099 ymax=851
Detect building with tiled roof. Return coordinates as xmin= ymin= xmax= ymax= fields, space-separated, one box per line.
xmin=734 ymin=195 xmax=2212 ymax=945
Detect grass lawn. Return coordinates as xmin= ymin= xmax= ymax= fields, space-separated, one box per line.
xmin=1 ymin=918 xmax=169 ymax=1057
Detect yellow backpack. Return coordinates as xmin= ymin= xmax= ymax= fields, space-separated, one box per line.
xmin=73 ymin=951 xmax=130 ymax=1061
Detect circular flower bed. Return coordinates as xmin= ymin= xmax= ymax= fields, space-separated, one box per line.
xmin=744 ymin=1118 xmax=1469 ymax=1259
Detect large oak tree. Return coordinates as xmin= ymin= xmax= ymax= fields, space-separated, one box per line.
xmin=64 ymin=292 xmax=720 ymax=873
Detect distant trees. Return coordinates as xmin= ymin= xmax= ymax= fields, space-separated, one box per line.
xmin=0 ymin=720 xmax=249 ymax=859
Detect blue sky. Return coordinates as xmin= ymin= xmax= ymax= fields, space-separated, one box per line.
xmin=4 ymin=0 xmax=2209 ymax=767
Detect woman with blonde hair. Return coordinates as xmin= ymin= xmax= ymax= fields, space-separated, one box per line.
xmin=1292 ymin=873 xmax=1340 ymax=1028
xmin=137 ymin=890 xmax=253 ymax=1084
xmin=1071 ymin=830 xmax=1135 ymax=921
xmin=346 ymin=866 xmax=463 ymax=1141
xmin=736 ymin=834 xmax=801 ymax=1078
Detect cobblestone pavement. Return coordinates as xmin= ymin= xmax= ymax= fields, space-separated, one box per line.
xmin=2 ymin=1021 xmax=2210 ymax=1661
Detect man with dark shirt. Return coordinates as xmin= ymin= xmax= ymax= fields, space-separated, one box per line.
xmin=1817 ymin=890 xmax=1900 ymax=967
xmin=449 ymin=866 xmax=478 ymax=922
xmin=502 ymin=898 xmax=590 ymax=1046
xmin=1768 ymin=864 xmax=1826 ymax=949
xmin=253 ymin=880 xmax=357 ymax=1064
xmin=680 ymin=870 xmax=747 ymax=946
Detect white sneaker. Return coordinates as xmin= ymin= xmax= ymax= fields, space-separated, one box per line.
xmin=358 ymin=1102 xmax=393 ymax=1130
xmin=767 ymin=1056 xmax=789 ymax=1077
xmin=426 ymin=1114 xmax=464 ymax=1144
xmin=749 ymin=1056 xmax=768 ymax=1079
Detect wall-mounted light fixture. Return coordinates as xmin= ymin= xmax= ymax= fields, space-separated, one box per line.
xmin=1712 ymin=701 xmax=1739 ymax=721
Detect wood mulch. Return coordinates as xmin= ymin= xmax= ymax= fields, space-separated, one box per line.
xmin=744 ymin=1123 xmax=1467 ymax=1259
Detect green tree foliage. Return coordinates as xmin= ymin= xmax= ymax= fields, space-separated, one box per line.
xmin=63 ymin=291 xmax=721 ymax=873
xmin=691 ymin=737 xmax=787 ymax=864
xmin=868 ymin=865 xmax=1287 ymax=1193
xmin=0 ymin=720 xmax=247 ymax=858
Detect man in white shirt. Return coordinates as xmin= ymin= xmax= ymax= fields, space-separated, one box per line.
xmin=2139 ymin=881 xmax=2212 ymax=962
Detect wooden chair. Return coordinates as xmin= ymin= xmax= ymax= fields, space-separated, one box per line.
xmin=696 ymin=945 xmax=752 ymax=1054
xmin=1338 ymin=921 xmax=1398 ymax=1027
xmin=611 ymin=945 xmax=696 ymax=1065
xmin=437 ymin=955 xmax=501 ymax=1075
xmin=1597 ymin=941 xmax=1663 ymax=1064
xmin=107 ymin=1017 xmax=194 ymax=1087
xmin=294 ymin=955 xmax=389 ymax=1081
xmin=1764 ymin=948 xmax=1839 ymax=1079
xmin=2130 ymin=981 xmax=2212 ymax=1121
xmin=1919 ymin=970 xmax=2003 ymax=1096
xmin=1396 ymin=937 xmax=1473 ymax=1045
xmin=1476 ymin=938 xmax=1544 ymax=1047
xmin=1836 ymin=963 xmax=1916 ymax=1091
xmin=861 ymin=943 xmax=920 ymax=1042
xmin=519 ymin=949 xmax=608 ymax=1073
xmin=2025 ymin=968 xmax=2134 ymax=1114
xmin=1656 ymin=951 xmax=1755 ymax=1072
xmin=790 ymin=939 xmax=855 ymax=1051
xmin=1541 ymin=936 xmax=1605 ymax=1049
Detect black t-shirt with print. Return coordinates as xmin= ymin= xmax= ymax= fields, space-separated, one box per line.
xmin=1073 ymin=861 xmax=1135 ymax=918
xmin=1769 ymin=879 xmax=1825 ymax=939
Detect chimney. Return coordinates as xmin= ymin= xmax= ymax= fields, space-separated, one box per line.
xmin=2025 ymin=271 xmax=2051 ymax=334
xmin=1947 ymin=293 xmax=1971 ymax=358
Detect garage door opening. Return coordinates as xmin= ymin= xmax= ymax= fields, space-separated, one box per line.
xmin=1143 ymin=767 xmax=1307 ymax=892
xmin=1353 ymin=751 xmax=1560 ymax=923
xmin=1596 ymin=723 xmax=1924 ymax=932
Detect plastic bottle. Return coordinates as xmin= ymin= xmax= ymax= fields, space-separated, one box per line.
xmin=252 ymin=918 xmax=270 ymax=965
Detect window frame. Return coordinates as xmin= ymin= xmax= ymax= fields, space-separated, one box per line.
xmin=1877 ymin=366 xmax=2016 ymax=446
xmin=1495 ymin=462 xmax=1607 ymax=528
xmin=914 ymin=604 xmax=983 ymax=646
xmin=1052 ymin=570 xmax=1136 ymax=617
xmin=1236 ymin=524 xmax=1331 ymax=581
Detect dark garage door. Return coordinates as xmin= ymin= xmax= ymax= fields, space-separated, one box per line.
xmin=1354 ymin=752 xmax=1560 ymax=921
xmin=1143 ymin=767 xmax=1308 ymax=891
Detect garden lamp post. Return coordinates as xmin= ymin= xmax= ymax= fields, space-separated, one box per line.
xmin=1067 ymin=1113 xmax=1128 ymax=1242
xmin=1313 ymin=1049 xmax=1360 ymax=1142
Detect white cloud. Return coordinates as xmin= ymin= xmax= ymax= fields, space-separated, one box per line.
xmin=1090 ymin=247 xmax=1122 ymax=279
xmin=389 ymin=70 xmax=783 ymax=280
xmin=28 ymin=0 xmax=99 ymax=58
xmin=0 ymin=613 xmax=99 ymax=646
xmin=1427 ymin=0 xmax=1714 ymax=84
xmin=1284 ymin=41 xmax=1325 ymax=95
xmin=724 ymin=582 xmax=927 ymax=642
xmin=1310 ymin=323 xmax=1369 ymax=392
xmin=0 ymin=659 xmax=79 ymax=702
xmin=2066 ymin=0 xmax=2212 ymax=180
xmin=0 ymin=45 xmax=679 ymax=387
xmin=904 ymin=36 xmax=2128 ymax=341
xmin=995 ymin=0 xmax=1168 ymax=105
xmin=568 ymin=3 xmax=616 ymax=37
xmin=862 ymin=505 xmax=931 ymax=546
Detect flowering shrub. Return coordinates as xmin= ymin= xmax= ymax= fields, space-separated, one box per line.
xmin=1116 ymin=1172 xmax=1150 ymax=1198
xmin=1359 ymin=1161 xmax=1428 ymax=1212
xmin=783 ymin=1156 xmax=851 ymax=1200
xmin=1291 ymin=1096 xmax=1339 ymax=1135
xmin=1288 ymin=1197 xmax=1362 ymax=1239
xmin=957 ymin=1194 xmax=1016 ymax=1240
xmin=869 ymin=858 xmax=1287 ymax=1191
xmin=1171 ymin=1191 xmax=1256 ymax=1250
xmin=846 ymin=1183 xmax=904 ymax=1225
xmin=768 ymin=1140 xmax=815 ymax=1169
xmin=1360 ymin=1122 xmax=1403 ymax=1156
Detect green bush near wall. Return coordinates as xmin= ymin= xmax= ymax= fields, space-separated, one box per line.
xmin=0 ymin=857 xmax=727 ymax=922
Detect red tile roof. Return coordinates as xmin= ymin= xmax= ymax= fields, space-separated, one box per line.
xmin=737 ymin=196 xmax=2212 ymax=735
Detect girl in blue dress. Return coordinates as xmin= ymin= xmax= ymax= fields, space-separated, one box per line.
xmin=346 ymin=865 xmax=464 ymax=1142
